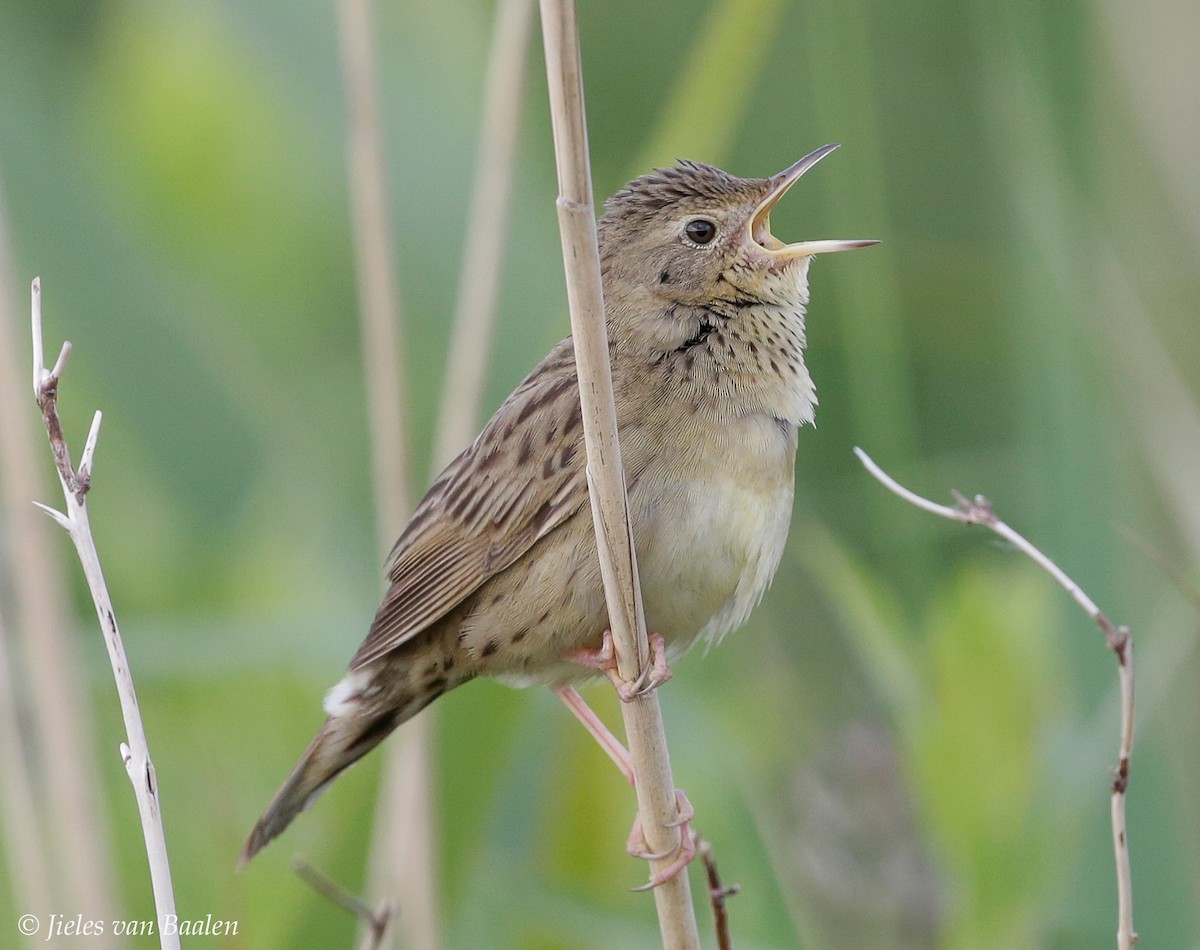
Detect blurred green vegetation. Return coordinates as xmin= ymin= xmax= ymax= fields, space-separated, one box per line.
xmin=1 ymin=0 xmax=1198 ymax=946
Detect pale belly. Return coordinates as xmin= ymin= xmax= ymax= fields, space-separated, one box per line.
xmin=484 ymin=412 xmax=798 ymax=689
xmin=631 ymin=414 xmax=797 ymax=658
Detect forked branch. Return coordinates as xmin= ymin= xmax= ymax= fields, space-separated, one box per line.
xmin=293 ymin=857 xmax=393 ymax=950
xmin=855 ymin=447 xmax=1136 ymax=950
xmin=30 ymin=278 xmax=180 ymax=950
xmin=699 ymin=835 xmax=739 ymax=950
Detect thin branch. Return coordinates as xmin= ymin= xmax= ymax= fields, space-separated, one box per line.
xmin=30 ymin=279 xmax=181 ymax=950
xmin=537 ymin=1 xmax=701 ymax=946
xmin=293 ymin=857 xmax=394 ymax=950
xmin=0 ymin=178 xmax=116 ymax=931
xmin=855 ymin=447 xmax=1137 ymax=949
xmin=698 ymin=836 xmax=739 ymax=950
xmin=334 ymin=0 xmax=437 ymax=946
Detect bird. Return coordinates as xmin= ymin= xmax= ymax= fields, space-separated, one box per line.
xmin=241 ymin=143 xmax=877 ymax=867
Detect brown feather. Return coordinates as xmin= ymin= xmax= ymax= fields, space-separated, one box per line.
xmin=349 ymin=340 xmax=588 ymax=670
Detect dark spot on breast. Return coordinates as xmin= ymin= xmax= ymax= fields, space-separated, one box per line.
xmin=659 ymin=270 xmax=671 ymax=284
xmin=480 ymin=638 xmax=500 ymax=658
xmin=675 ymin=317 xmax=715 ymax=353
xmin=511 ymin=629 xmax=528 ymax=644
xmin=769 ymin=358 xmax=780 ymax=375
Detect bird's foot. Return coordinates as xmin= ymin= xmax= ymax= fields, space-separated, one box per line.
xmin=552 ymin=687 xmax=698 ymax=890
xmin=627 ymin=789 xmax=697 ymax=891
xmin=634 ymin=632 xmax=674 ymax=697
xmin=568 ymin=630 xmax=673 ymax=702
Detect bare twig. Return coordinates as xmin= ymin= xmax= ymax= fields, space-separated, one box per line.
xmin=855 ymin=447 xmax=1137 ymax=949
xmin=30 ymin=279 xmax=180 ymax=949
xmin=537 ymin=1 xmax=701 ymax=945
xmin=0 ymin=170 xmax=117 ymax=936
xmin=293 ymin=857 xmax=394 ymax=950
xmin=699 ymin=835 xmax=739 ymax=950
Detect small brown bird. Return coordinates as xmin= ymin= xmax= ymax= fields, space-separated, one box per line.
xmin=241 ymin=143 xmax=876 ymax=864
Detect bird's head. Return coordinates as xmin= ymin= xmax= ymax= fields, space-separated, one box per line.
xmin=598 ymin=144 xmax=877 ymax=317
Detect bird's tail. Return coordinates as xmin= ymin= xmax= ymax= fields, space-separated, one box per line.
xmin=239 ymin=693 xmax=434 ymax=868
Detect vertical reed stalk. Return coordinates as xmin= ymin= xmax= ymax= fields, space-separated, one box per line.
xmin=537 ymin=1 xmax=701 ymax=945
xmin=335 ymin=1 xmax=436 ymax=947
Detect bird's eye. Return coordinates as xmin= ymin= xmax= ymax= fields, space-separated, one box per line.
xmin=683 ymin=219 xmax=718 ymax=246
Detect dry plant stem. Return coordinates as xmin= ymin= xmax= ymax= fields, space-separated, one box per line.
xmin=336 ymin=0 xmax=412 ymax=536
xmin=0 ymin=184 xmax=54 ymax=920
xmin=336 ymin=1 xmax=438 ymax=946
xmin=293 ymin=858 xmax=393 ymax=950
xmin=30 ymin=279 xmax=180 ymax=950
xmin=0 ymin=613 xmax=54 ymax=919
xmin=538 ymin=1 xmax=700 ymax=945
xmin=699 ymin=837 xmax=739 ymax=950
xmin=0 ymin=173 xmax=116 ymax=935
xmin=854 ymin=447 xmax=1137 ymax=950
xmin=433 ymin=0 xmax=534 ymax=469
xmin=377 ymin=12 xmax=532 ymax=938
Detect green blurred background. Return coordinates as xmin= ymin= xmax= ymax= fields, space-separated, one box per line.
xmin=1 ymin=0 xmax=1198 ymax=946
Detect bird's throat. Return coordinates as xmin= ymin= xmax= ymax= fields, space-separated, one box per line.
xmin=669 ymin=303 xmax=817 ymax=428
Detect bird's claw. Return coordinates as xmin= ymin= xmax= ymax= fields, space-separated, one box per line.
xmin=569 ymin=630 xmax=673 ymax=702
xmin=629 ymin=632 xmax=673 ymax=698
xmin=627 ymin=790 xmax=696 ymax=891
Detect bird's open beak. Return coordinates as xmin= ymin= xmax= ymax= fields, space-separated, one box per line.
xmin=749 ymin=144 xmax=880 ymax=257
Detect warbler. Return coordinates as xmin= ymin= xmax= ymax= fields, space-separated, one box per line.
xmin=242 ymin=143 xmax=876 ymax=865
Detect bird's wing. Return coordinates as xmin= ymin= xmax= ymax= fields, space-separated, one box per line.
xmin=349 ymin=339 xmax=587 ymax=671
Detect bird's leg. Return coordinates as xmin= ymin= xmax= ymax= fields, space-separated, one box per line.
xmin=553 ymin=684 xmax=635 ymax=784
xmin=552 ymin=685 xmax=695 ymax=889
xmin=567 ymin=629 xmax=673 ymax=701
